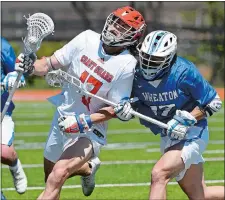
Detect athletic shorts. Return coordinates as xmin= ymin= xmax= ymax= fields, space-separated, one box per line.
xmin=1 ymin=115 xmax=15 ymax=146
xmin=160 ymin=126 xmax=209 ymax=181
xmin=44 ymin=111 xmax=103 ymax=163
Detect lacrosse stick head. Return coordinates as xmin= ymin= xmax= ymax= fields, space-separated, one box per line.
xmin=45 ymin=70 xmax=64 ymax=87
xmin=45 ymin=69 xmax=92 ymax=94
xmin=23 ymin=13 xmax=54 ymax=55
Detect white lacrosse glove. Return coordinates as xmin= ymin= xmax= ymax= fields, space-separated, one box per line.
xmin=2 ymin=71 xmax=26 ymax=91
xmin=167 ymin=110 xmax=197 ymax=140
xmin=114 ymin=97 xmax=134 ymax=121
xmin=15 ymin=53 xmax=36 ymax=75
xmin=58 ymin=113 xmax=93 ymax=136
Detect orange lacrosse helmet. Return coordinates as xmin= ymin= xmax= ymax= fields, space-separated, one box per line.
xmin=101 ymin=6 xmax=146 ymax=47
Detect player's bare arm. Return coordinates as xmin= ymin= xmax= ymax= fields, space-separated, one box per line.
xmin=91 ymin=103 xmax=133 ymax=124
xmin=15 ymin=54 xmax=63 ymax=77
xmin=190 ymin=106 xmax=207 ymax=120
xmin=191 ymin=94 xmax=222 ymax=120
xmin=90 ymin=106 xmax=115 ymax=123
xmin=33 ymin=55 xmax=62 ymax=76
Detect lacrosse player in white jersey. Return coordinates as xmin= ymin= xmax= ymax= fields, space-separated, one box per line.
xmin=15 ymin=6 xmax=146 ymax=200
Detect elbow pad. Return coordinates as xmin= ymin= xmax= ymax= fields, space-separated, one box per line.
xmin=202 ymin=94 xmax=222 ymax=117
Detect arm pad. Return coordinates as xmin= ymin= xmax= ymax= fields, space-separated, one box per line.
xmin=201 ymin=94 xmax=222 ymax=117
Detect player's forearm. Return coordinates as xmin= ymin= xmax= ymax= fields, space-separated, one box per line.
xmin=191 ymin=94 xmax=222 ymax=121
xmin=33 ymin=55 xmax=62 ymax=76
xmin=190 ymin=106 xmax=205 ymax=121
xmin=90 ymin=106 xmax=115 ymax=124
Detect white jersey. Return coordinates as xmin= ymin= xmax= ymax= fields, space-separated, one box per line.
xmin=49 ymin=29 xmax=137 ymax=143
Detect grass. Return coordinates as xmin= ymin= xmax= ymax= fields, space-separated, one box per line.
xmin=1 ymin=101 xmax=224 ymax=200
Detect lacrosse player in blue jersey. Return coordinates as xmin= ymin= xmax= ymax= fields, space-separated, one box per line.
xmin=113 ymin=30 xmax=224 ymax=200
xmin=1 ymin=37 xmax=28 ymax=195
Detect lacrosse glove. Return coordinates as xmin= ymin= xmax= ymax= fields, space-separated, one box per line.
xmin=58 ymin=114 xmax=93 ymax=136
xmin=15 ymin=53 xmax=36 ymax=75
xmin=167 ymin=110 xmax=197 ymax=140
xmin=114 ymin=97 xmax=135 ymax=121
xmin=2 ymin=71 xmax=26 ymax=91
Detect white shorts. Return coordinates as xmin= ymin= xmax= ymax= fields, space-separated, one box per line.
xmin=44 ymin=111 xmax=103 ymax=163
xmin=160 ymin=126 xmax=209 ymax=182
xmin=1 ymin=115 xmax=15 ymax=146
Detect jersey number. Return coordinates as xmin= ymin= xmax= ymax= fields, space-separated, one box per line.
xmin=150 ymin=104 xmax=175 ymax=117
xmin=80 ymin=70 xmax=103 ymax=110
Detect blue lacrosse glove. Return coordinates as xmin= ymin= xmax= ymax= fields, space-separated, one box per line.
xmin=58 ymin=113 xmax=93 ymax=136
xmin=2 ymin=71 xmax=26 ymax=91
xmin=114 ymin=97 xmax=138 ymax=121
xmin=167 ymin=110 xmax=197 ymax=140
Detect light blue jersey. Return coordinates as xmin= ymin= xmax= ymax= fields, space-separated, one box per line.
xmin=133 ymin=56 xmax=216 ymax=135
xmin=1 ymin=37 xmax=18 ymax=114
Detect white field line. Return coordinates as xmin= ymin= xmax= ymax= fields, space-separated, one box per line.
xmin=16 ymin=129 xmax=154 ymax=136
xmin=14 ymin=113 xmax=49 ymax=118
xmin=13 ymin=111 xmax=224 ymax=121
xmin=22 ymin=113 xmax=214 ymax=119
xmin=14 ymin=105 xmax=224 ymax=114
xmin=15 ymin=127 xmax=224 ymax=137
xmin=146 ymin=149 xmax=224 ymax=154
xmin=204 ymin=150 xmax=224 ymax=154
xmin=13 ymin=140 xmax=224 ymax=150
xmin=14 ymin=104 xmax=224 ymax=115
xmin=14 ymin=118 xmax=224 ymax=126
xmin=2 ymin=180 xmax=224 ymax=191
xmin=2 ymin=157 xmax=224 ymax=169
xmin=15 ymin=103 xmax=54 ymax=108
xmin=15 ymin=121 xmax=52 ymax=125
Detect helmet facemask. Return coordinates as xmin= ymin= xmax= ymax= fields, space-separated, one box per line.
xmin=138 ymin=47 xmax=176 ymax=80
xmin=137 ymin=31 xmax=177 ymax=81
xmin=101 ymin=13 xmax=145 ymax=47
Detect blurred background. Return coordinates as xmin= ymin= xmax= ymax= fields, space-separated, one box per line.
xmin=1 ymin=1 xmax=224 ymax=87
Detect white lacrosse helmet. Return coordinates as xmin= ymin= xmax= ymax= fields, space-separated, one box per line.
xmin=137 ymin=30 xmax=177 ymax=80
xmin=101 ymin=6 xmax=146 ymax=47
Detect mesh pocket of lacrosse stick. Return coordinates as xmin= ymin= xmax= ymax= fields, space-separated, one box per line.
xmin=45 ymin=71 xmax=64 ymax=87
xmin=45 ymin=69 xmax=93 ymax=93
xmin=23 ymin=13 xmax=54 ymax=54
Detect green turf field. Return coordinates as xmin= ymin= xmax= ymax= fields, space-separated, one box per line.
xmin=2 ymin=101 xmax=224 ymax=200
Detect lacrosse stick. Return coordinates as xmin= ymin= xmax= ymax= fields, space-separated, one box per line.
xmin=45 ymin=69 xmax=171 ymax=130
xmin=1 ymin=13 xmax=54 ymax=122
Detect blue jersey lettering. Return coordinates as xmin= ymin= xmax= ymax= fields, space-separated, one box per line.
xmin=133 ymin=56 xmax=216 ymax=135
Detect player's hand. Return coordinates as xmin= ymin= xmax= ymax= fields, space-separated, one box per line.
xmin=1 ymin=82 xmax=7 ymax=92
xmin=58 ymin=114 xmax=93 ymax=136
xmin=114 ymin=97 xmax=134 ymax=121
xmin=2 ymin=71 xmax=26 ymax=91
xmin=167 ymin=110 xmax=197 ymax=140
xmin=15 ymin=53 xmax=36 ymax=75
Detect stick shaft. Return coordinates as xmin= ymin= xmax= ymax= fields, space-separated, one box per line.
xmin=84 ymin=90 xmax=168 ymax=129
xmin=56 ymin=70 xmax=169 ymax=130
xmin=52 ymin=69 xmax=169 ymax=130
